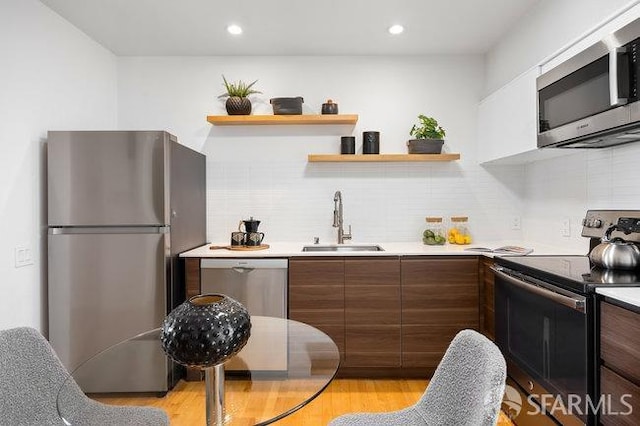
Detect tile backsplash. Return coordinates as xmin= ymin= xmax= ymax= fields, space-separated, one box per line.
xmin=523 ymin=141 xmax=640 ymax=252
xmin=205 ymin=153 xmax=525 ymax=244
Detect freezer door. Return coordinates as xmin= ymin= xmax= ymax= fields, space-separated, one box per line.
xmin=48 ymin=229 xmax=168 ymax=392
xmin=47 ymin=131 xmax=170 ymax=226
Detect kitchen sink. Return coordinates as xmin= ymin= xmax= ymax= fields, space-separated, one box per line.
xmin=302 ymin=245 xmax=384 ymax=252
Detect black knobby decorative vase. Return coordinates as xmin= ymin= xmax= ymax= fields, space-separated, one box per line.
xmin=160 ymin=294 xmax=251 ymax=368
xmin=225 ymin=97 xmax=252 ymax=115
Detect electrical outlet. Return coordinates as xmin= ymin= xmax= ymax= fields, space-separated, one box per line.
xmin=511 ymin=216 xmax=521 ymax=230
xmin=15 ymin=246 xmax=34 ymax=268
xmin=561 ymin=217 xmax=571 ymax=237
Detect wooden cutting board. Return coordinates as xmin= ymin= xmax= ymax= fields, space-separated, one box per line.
xmin=209 ymin=244 xmax=270 ymax=251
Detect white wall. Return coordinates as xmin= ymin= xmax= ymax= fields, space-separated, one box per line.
xmin=484 ymin=0 xmax=636 ymax=95
xmin=0 ymin=0 xmax=117 ymax=331
xmin=483 ymin=0 xmax=640 ymax=251
xmin=118 ymin=56 xmax=525 ymax=244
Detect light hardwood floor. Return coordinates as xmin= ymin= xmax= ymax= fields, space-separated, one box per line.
xmin=96 ymin=378 xmax=513 ymax=425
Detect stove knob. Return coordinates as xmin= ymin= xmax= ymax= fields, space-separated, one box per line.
xmin=528 ymin=381 xmax=534 ymax=391
xmin=594 ymin=219 xmax=603 ymax=228
xmin=582 ymin=218 xmax=587 ymax=226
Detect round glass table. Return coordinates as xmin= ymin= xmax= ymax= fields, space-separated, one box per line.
xmin=57 ymin=316 xmax=340 ymax=425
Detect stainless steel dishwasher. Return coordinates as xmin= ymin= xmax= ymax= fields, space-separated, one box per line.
xmin=200 ymin=258 xmax=288 ymax=372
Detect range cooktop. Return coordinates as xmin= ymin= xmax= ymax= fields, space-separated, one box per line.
xmin=495 ymin=255 xmax=640 ymax=294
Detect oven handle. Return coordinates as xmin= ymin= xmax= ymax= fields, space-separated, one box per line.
xmin=491 ymin=266 xmax=586 ymax=314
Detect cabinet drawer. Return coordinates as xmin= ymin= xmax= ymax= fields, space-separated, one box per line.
xmin=288 ymin=285 xmax=344 ymax=309
xmin=345 ymin=325 xmax=401 ymax=367
xmin=401 ymin=257 xmax=478 ymax=286
xmin=402 ymin=284 xmax=478 ymax=310
xmin=289 ymin=258 xmax=344 ymax=286
xmin=600 ymin=366 xmax=640 ymax=425
xmin=345 ymin=257 xmax=400 ymax=286
xmin=601 ymin=302 xmax=640 ymax=385
xmin=402 ymin=325 xmax=465 ymax=353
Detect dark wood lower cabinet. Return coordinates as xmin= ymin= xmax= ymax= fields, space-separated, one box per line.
xmin=189 ymin=255 xmax=483 ymax=378
xmin=288 ymin=258 xmax=345 ymax=363
xmin=600 ymin=301 xmax=640 ymax=425
xmin=601 ymin=302 xmax=640 ymax=385
xmin=401 ymin=256 xmax=479 ymax=373
xmin=344 ymin=257 xmax=401 ymax=367
xmin=479 ymin=257 xmax=495 ymax=341
xmin=182 ymin=258 xmax=203 ymax=381
xmin=600 ymin=366 xmax=640 ymax=425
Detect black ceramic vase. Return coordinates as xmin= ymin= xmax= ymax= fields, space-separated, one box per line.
xmin=160 ymin=294 xmax=251 ymax=368
xmin=225 ymin=97 xmax=252 ymax=115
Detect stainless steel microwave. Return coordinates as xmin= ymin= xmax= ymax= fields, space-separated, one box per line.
xmin=537 ymin=17 xmax=640 ymax=148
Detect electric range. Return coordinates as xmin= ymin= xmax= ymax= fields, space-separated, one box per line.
xmin=492 ymin=210 xmax=640 ymax=426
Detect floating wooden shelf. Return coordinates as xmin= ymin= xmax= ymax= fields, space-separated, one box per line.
xmin=207 ymin=114 xmax=358 ymax=126
xmin=307 ymin=153 xmax=461 ymax=162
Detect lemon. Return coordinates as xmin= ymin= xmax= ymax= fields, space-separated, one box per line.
xmin=454 ymin=234 xmax=465 ymax=245
xmin=464 ymin=235 xmax=472 ymax=244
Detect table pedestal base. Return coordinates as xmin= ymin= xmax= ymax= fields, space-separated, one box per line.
xmin=205 ymin=364 xmax=225 ymax=426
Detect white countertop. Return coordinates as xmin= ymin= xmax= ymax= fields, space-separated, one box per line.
xmin=180 ymin=240 xmax=583 ymax=258
xmin=596 ymin=287 xmax=640 ymax=309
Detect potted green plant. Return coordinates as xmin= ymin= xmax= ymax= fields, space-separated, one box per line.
xmin=407 ymin=115 xmax=446 ymax=154
xmin=218 ymin=75 xmax=261 ymax=115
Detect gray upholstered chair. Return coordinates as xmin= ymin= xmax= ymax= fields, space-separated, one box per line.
xmin=0 ymin=327 xmax=169 ymax=426
xmin=329 ymin=329 xmax=506 ymax=426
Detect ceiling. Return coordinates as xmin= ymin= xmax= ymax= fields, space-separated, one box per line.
xmin=39 ymin=0 xmax=540 ymax=56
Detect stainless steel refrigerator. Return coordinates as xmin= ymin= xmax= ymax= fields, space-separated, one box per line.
xmin=47 ymin=131 xmax=206 ymax=393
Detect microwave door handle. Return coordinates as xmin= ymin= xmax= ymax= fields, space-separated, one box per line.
xmin=610 ymin=47 xmax=629 ymax=106
xmin=491 ymin=266 xmax=586 ymax=313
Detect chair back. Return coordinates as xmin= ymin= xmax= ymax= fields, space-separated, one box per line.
xmin=416 ymin=329 xmax=506 ymax=426
xmin=0 ymin=327 xmax=84 ymax=424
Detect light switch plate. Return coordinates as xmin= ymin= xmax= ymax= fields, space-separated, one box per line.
xmin=561 ymin=217 xmax=571 ymax=237
xmin=15 ymin=246 xmax=34 ymax=268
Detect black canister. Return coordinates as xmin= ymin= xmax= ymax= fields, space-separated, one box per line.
xmin=362 ymin=131 xmax=380 ymax=154
xmin=322 ymin=99 xmax=339 ymax=115
xmin=341 ymin=136 xmax=355 ymax=154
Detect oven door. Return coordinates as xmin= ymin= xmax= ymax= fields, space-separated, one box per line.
xmin=493 ymin=266 xmax=594 ymax=426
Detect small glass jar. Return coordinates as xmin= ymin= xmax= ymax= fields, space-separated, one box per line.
xmin=423 ymin=217 xmax=446 ymax=245
xmin=448 ymin=216 xmax=472 ymax=245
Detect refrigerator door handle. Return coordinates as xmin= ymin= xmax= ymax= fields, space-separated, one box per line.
xmin=49 ymin=226 xmax=170 ymax=235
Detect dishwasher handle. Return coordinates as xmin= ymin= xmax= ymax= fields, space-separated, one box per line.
xmin=232 ymin=267 xmax=255 ymax=274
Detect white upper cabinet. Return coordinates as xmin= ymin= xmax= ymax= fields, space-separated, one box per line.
xmin=477 ymin=3 xmax=640 ymax=165
xmin=477 ymin=66 xmax=539 ymax=164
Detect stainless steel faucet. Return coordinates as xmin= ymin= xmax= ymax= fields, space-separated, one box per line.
xmin=333 ymin=191 xmax=352 ymax=244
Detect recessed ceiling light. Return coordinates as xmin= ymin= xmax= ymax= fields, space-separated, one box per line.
xmin=227 ymin=25 xmax=243 ymax=35
xmin=388 ymin=25 xmax=404 ymax=35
